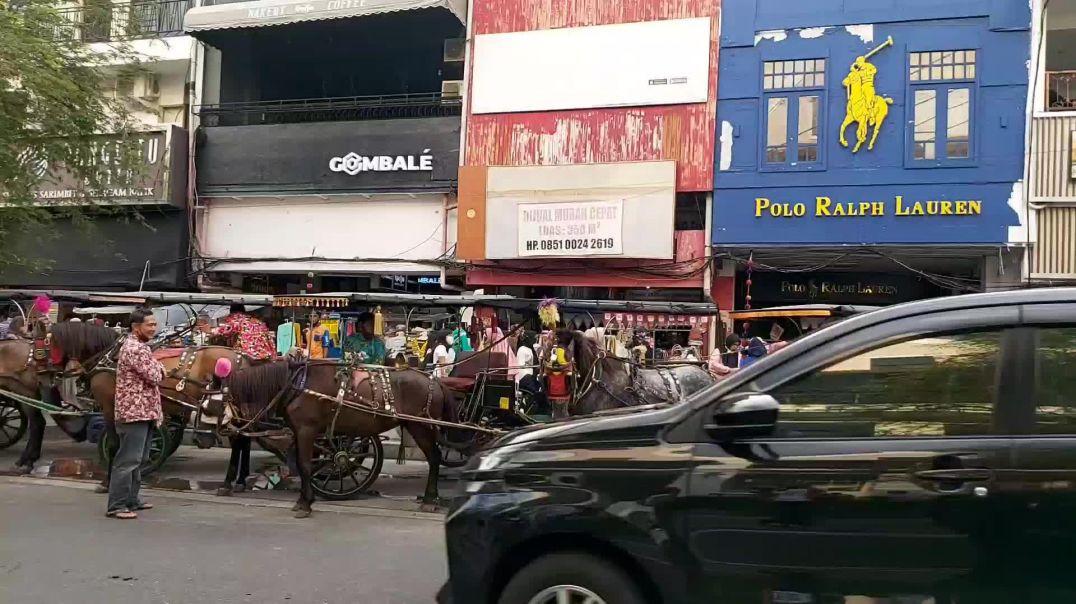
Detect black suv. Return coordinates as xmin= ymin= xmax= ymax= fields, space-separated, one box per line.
xmin=439 ymin=289 xmax=1076 ymax=604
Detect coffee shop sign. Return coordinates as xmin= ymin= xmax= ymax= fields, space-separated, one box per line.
xmin=328 ymin=150 xmax=433 ymax=176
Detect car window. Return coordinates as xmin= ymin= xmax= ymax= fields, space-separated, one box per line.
xmin=767 ymin=330 xmax=1005 ymax=438
xmin=1034 ymin=326 xmax=1076 ymax=435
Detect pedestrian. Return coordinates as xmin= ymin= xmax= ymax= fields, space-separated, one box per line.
xmin=107 ymin=309 xmax=165 ymax=519
xmin=306 ymin=311 xmax=329 ymax=359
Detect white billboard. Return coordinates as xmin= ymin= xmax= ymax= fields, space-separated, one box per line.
xmin=484 ymin=161 xmax=676 ymax=260
xmin=471 ymin=17 xmax=712 ymax=114
xmin=517 ymin=199 xmax=625 ymax=257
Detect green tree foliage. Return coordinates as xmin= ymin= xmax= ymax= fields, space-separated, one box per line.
xmin=0 ymin=0 xmax=144 ymax=270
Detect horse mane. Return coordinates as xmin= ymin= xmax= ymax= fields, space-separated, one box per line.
xmin=51 ymin=322 xmax=120 ymax=360
xmin=227 ymin=360 xmax=291 ymax=419
xmin=558 ymin=329 xmax=601 ymax=376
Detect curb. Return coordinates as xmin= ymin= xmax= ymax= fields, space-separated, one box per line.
xmin=0 ymin=475 xmax=446 ymax=522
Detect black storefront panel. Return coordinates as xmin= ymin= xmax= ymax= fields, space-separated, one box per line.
xmin=740 ymin=272 xmax=945 ymax=307
xmin=196 ymin=116 xmax=460 ymax=194
xmin=0 ymin=208 xmax=189 ymax=290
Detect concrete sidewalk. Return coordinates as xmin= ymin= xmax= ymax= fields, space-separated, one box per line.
xmin=0 ymin=426 xmax=459 ymax=516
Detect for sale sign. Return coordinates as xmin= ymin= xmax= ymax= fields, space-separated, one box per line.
xmin=517 ymin=199 xmax=625 ymax=257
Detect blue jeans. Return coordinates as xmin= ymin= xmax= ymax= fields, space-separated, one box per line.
xmin=107 ymin=421 xmax=152 ymax=513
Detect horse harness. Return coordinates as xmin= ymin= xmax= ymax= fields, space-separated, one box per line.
xmin=576 ymin=350 xmax=683 ymax=410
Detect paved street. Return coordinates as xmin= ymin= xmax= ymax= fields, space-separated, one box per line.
xmin=0 ymin=478 xmax=446 ymax=604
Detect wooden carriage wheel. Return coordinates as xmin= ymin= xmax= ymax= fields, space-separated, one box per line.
xmin=310 ymin=434 xmax=384 ymax=500
xmin=0 ymin=400 xmax=27 ymax=450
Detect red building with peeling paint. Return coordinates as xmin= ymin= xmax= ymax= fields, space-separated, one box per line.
xmin=456 ymin=0 xmax=721 ymax=316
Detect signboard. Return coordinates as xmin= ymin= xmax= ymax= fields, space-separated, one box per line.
xmin=328 ymin=150 xmax=433 ymax=176
xmin=742 ymin=272 xmax=939 ymax=306
xmin=472 ymin=17 xmax=711 ymax=114
xmin=712 ymin=184 xmax=1021 ymax=245
xmin=33 ymin=132 xmax=167 ymax=203
xmin=517 ymin=200 xmax=624 ymax=257
xmin=197 ymin=117 xmax=460 ymax=194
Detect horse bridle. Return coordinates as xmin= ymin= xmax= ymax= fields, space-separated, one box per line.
xmin=574 ymin=350 xmax=682 ymax=410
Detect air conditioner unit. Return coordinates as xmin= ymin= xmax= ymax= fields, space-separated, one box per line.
xmin=136 ymin=75 xmax=160 ymax=101
xmin=443 ymin=38 xmax=465 ymax=63
xmin=441 ymin=80 xmax=464 ymax=98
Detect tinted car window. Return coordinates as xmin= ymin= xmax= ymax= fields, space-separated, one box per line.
xmin=768 ymin=330 xmax=1004 ymax=438
xmin=1035 ymin=326 xmax=1076 ymax=434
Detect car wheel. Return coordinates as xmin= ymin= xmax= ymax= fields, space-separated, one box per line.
xmin=498 ymin=553 xmax=646 ymax=604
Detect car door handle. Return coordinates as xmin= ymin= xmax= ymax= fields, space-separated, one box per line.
xmin=913 ymin=468 xmax=994 ymax=482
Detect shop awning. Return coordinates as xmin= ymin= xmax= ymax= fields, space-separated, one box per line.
xmin=184 ymin=0 xmax=466 ymax=34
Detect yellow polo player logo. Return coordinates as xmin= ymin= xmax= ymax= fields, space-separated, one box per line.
xmin=840 ymin=36 xmax=894 ymax=153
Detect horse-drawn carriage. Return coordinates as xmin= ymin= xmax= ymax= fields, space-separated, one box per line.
xmin=0 ymin=289 xmax=274 ymax=478
xmin=0 ymin=288 xmax=720 ymax=516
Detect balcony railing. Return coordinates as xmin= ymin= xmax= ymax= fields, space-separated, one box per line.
xmin=1047 ymin=71 xmax=1076 ymax=112
xmin=195 ymin=93 xmax=464 ymax=127
xmin=55 ymin=0 xmax=193 ymax=43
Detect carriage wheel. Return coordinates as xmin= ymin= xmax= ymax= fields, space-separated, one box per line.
xmin=97 ymin=423 xmax=172 ymax=477
xmin=0 ymin=400 xmax=28 ymax=450
xmin=310 ymin=435 xmax=384 ymax=501
xmin=438 ymin=444 xmax=470 ymax=468
xmin=165 ymin=418 xmax=187 ymax=457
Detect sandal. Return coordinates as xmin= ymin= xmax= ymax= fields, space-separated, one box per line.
xmin=106 ymin=510 xmax=138 ymax=519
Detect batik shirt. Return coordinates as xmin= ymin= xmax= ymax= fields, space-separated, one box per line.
xmin=115 ymin=336 xmax=164 ymax=424
xmin=216 ymin=313 xmax=274 ymax=360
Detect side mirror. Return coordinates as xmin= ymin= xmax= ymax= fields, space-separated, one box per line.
xmin=704 ymin=393 xmax=779 ymax=441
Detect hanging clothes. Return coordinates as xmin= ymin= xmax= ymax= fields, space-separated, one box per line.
xmin=485 ymin=327 xmax=517 ymax=377
xmin=276 ymin=322 xmax=295 ymax=356
xmin=451 ymin=327 xmax=472 ymax=354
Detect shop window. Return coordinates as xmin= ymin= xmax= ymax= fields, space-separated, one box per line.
xmin=767 ymin=330 xmax=1004 ymax=438
xmin=675 ymin=193 xmax=707 ymax=231
xmin=907 ymin=51 xmax=976 ymax=166
xmin=761 ymin=59 xmax=826 ymax=170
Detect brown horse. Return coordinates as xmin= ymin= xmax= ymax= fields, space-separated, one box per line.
xmin=1 ymin=322 xmax=122 ymax=472
xmin=94 ymin=346 xmax=248 ymax=486
xmin=227 ymin=360 xmax=459 ymax=518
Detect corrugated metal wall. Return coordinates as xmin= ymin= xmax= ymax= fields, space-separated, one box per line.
xmin=1031 ymin=115 xmax=1076 ymax=199
xmin=1033 ymin=206 xmax=1076 ymax=278
xmin=465 ymin=0 xmax=720 ymax=192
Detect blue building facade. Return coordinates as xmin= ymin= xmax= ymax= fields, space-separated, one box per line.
xmin=712 ymin=0 xmax=1031 ymax=307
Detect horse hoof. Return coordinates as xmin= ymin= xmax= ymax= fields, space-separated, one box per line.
xmin=294 ymin=509 xmax=312 ymax=519
xmin=215 ymin=487 xmax=232 ymax=497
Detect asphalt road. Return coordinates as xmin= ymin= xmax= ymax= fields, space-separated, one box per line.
xmin=0 ymin=478 xmax=446 ymax=604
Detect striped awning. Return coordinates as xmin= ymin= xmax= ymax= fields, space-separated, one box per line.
xmin=184 ymin=0 xmax=465 ymax=34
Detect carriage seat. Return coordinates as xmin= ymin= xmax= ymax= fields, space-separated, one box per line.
xmin=440 ymin=351 xmax=509 ymax=392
